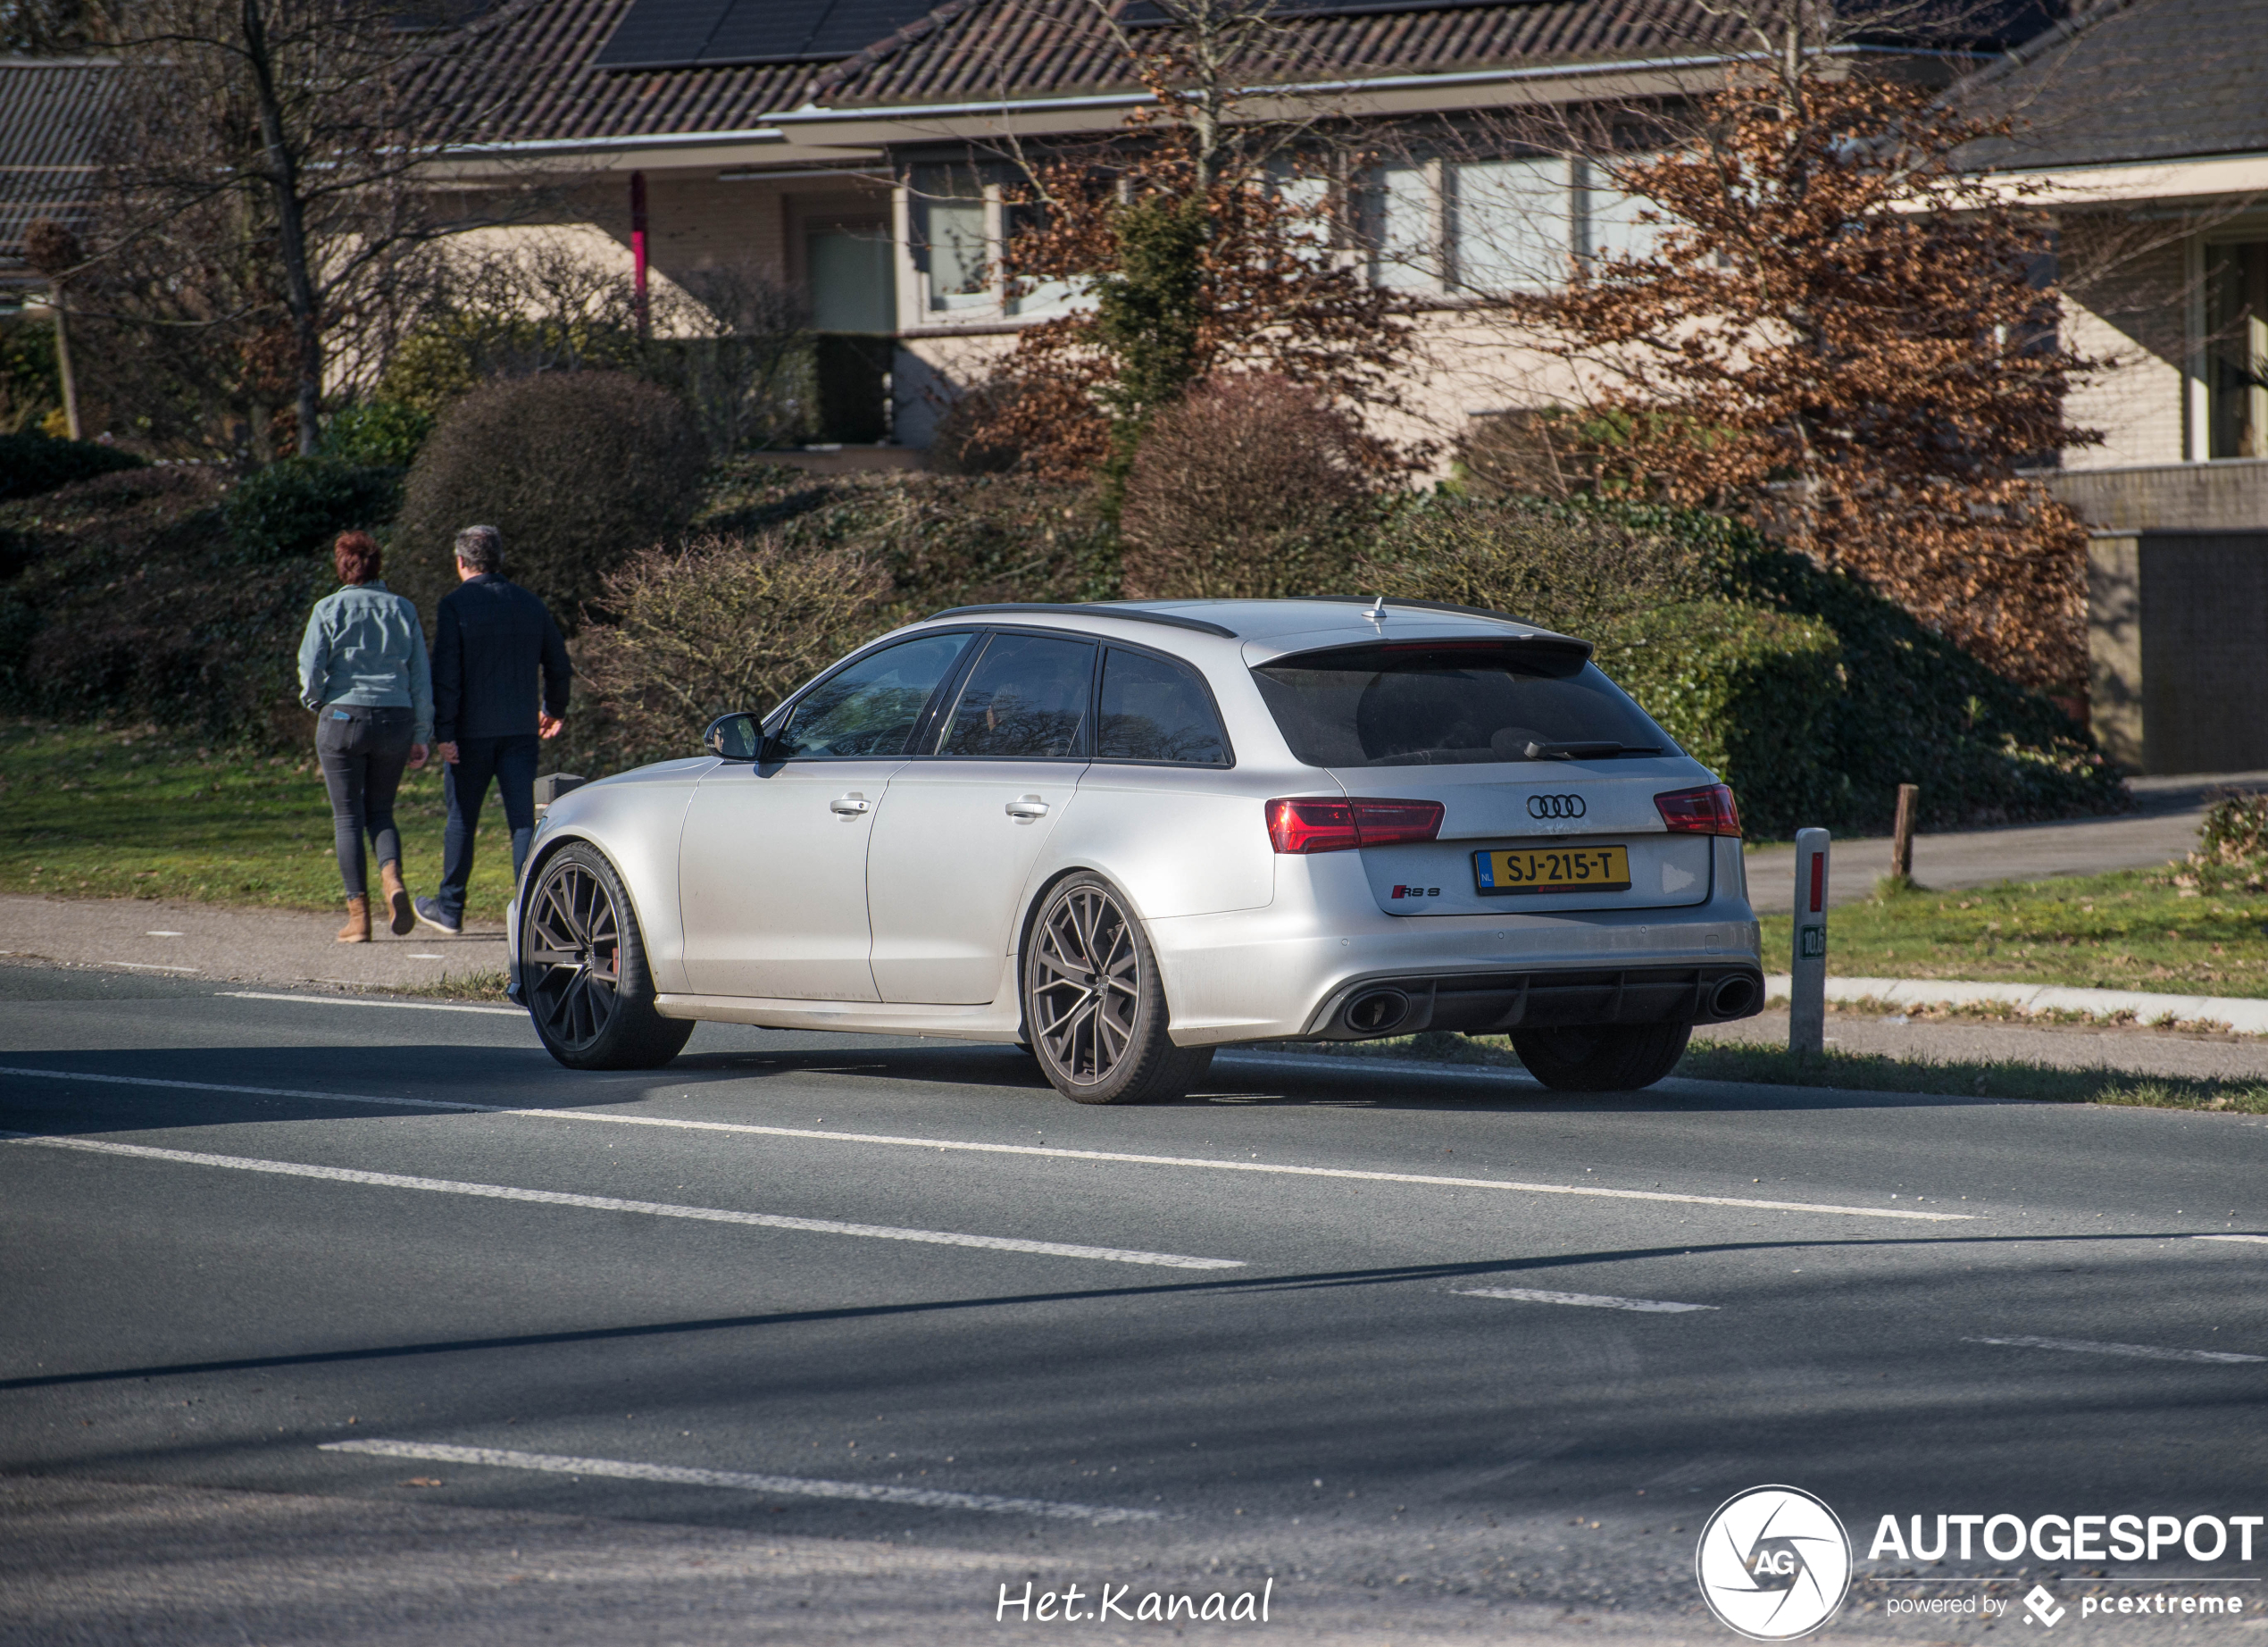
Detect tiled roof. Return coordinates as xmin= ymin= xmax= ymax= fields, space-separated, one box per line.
xmin=1963 ymin=0 xmax=2268 ymax=171
xmin=412 ymin=0 xmax=816 ymax=141
xmin=0 ymin=56 xmax=114 ymax=281
xmin=811 ymin=0 xmax=1755 ymax=109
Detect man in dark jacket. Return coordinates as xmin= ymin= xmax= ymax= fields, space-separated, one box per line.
xmin=415 ymin=524 xmax=572 ymax=936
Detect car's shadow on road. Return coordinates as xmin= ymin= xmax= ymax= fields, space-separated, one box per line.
xmin=0 ymin=1033 xmax=2060 ymax=1140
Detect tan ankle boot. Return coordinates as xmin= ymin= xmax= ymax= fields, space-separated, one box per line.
xmin=337 ymin=896 xmax=371 ymax=944
xmin=379 ymin=862 xmax=413 ymax=935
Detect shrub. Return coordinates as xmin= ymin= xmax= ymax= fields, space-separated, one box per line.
xmin=698 ymin=458 xmax=1120 ymax=614
xmin=1363 ymin=495 xmax=2126 ymax=832
xmin=322 ymin=399 xmax=434 ymax=468
xmin=571 ymin=531 xmax=891 ymax=769
xmin=392 ymin=372 xmax=706 ymax=630
xmin=0 ymin=466 xmax=325 ymax=743
xmin=0 ymin=432 xmax=144 ymax=501
xmin=1120 ymin=374 xmax=1374 ymax=598
xmin=1592 ymin=600 xmax=1845 ymax=837
xmin=224 ymin=456 xmax=402 ymax=563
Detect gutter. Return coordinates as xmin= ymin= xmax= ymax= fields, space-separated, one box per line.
xmin=766 ymin=42 xmax=1949 ymax=125
xmin=438 ymin=126 xmax=786 ymax=156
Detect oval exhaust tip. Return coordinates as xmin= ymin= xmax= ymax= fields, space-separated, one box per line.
xmin=1709 ymin=975 xmax=1759 ymax=1018
xmin=1345 ymin=989 xmax=1411 ymax=1035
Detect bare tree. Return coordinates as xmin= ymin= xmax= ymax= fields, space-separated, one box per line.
xmin=71 ymin=0 xmax=541 ymax=456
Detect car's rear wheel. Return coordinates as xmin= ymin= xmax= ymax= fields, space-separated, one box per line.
xmin=1023 ymin=874 xmax=1212 ymax=1105
xmin=521 ymin=843 xmax=693 ymax=1071
xmin=1511 ymin=1021 xmax=1691 ymax=1092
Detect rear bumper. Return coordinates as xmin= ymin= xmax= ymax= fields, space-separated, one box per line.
xmin=1304 ymin=961 xmax=1764 ymax=1040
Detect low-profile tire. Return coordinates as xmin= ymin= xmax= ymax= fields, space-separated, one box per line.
xmin=1510 ymin=1021 xmax=1691 ymax=1093
xmin=1022 ymin=874 xmax=1208 ymax=1105
xmin=521 ymin=842 xmax=694 ymax=1071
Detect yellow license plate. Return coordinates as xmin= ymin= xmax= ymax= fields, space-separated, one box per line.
xmin=1473 ymin=845 xmax=1631 ymax=895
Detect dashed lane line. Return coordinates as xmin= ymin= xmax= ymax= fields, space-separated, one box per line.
xmin=1964 ymin=1335 xmax=2264 ymax=1366
xmin=0 ymin=1065 xmax=1971 ymax=1223
xmin=0 ymin=1133 xmax=1245 ymax=1270
xmin=2198 ymin=1234 xmax=2268 ymax=1246
xmin=1455 ymin=1286 xmax=1716 ymax=1314
xmin=219 ymin=991 xmax=523 ymax=1017
xmin=320 ymin=1440 xmax=1161 ymax=1523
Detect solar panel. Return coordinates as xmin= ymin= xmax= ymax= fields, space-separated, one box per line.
xmin=596 ymin=0 xmax=940 ymax=70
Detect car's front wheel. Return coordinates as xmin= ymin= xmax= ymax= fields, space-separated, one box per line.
xmin=1510 ymin=1022 xmax=1691 ymax=1092
xmin=521 ymin=842 xmax=693 ymax=1071
xmin=1022 ymin=874 xmax=1212 ymax=1105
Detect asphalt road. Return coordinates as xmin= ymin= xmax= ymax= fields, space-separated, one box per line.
xmin=5 ymin=963 xmax=2267 ymax=1644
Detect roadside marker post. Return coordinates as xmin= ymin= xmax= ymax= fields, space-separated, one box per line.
xmin=1890 ymin=783 xmax=1919 ymax=883
xmin=1790 ymin=829 xmax=1830 ymax=1059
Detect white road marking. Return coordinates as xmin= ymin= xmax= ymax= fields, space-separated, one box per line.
xmin=219 ymin=991 xmax=522 ymax=1017
xmin=0 ymin=1065 xmax=1970 ymax=1223
xmin=2199 ymin=1234 xmax=2268 ymax=1246
xmin=110 ymin=962 xmax=197 ymax=974
xmin=1964 ymin=1335 xmax=2264 ymax=1365
xmin=145 ymin=931 xmax=184 ymax=937
xmin=320 ymin=1440 xmax=1160 ymax=1523
xmin=0 ymin=1133 xmax=1243 ymax=1270
xmin=1455 ymin=1286 xmax=1716 ymax=1314
xmin=405 ymin=954 xmax=446 ymax=960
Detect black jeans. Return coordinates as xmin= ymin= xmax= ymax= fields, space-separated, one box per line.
xmin=437 ymin=732 xmax=539 ymax=923
xmin=315 ymin=705 xmax=414 ymax=899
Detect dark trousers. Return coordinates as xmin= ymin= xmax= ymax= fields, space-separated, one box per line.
xmin=438 ymin=733 xmax=539 ymax=921
xmin=315 ymin=705 xmax=414 ymax=900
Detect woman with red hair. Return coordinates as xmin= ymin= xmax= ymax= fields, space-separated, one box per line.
xmin=296 ymin=531 xmax=432 ymax=941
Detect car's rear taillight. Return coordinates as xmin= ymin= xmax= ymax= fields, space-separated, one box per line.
xmin=1655 ymin=783 xmax=1743 ymax=837
xmin=1267 ymin=798 xmax=1445 ymax=854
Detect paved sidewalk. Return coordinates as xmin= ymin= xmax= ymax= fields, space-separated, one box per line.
xmin=1694 ymin=1006 xmax=2268 ymax=1083
xmin=1744 ymin=770 xmax=2268 ymax=913
xmin=0 ymin=893 xmax=508 ymax=991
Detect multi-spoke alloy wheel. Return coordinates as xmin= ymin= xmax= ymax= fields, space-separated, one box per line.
xmin=1022 ymin=874 xmax=1211 ymax=1105
xmin=521 ymin=843 xmax=692 ymax=1071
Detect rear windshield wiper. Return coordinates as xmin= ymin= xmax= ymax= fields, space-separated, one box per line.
xmin=1523 ymin=740 xmax=1662 ymax=759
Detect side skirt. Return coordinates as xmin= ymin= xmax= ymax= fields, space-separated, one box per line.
xmin=652 ymin=992 xmax=1026 ymax=1043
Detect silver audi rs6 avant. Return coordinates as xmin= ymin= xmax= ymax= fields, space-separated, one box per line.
xmin=508 ymin=598 xmax=1765 ymax=1102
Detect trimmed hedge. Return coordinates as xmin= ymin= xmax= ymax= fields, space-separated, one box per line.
xmin=392 ymin=372 xmax=706 ymax=631
xmin=321 ymin=399 xmax=434 ymax=469
xmin=224 ymin=456 xmax=402 ymax=563
xmin=1594 ymin=599 xmax=1845 ymax=837
xmin=1365 ymin=495 xmax=2124 ymax=835
xmin=0 ymin=433 xmax=144 ymax=501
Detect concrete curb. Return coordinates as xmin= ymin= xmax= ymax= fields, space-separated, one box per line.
xmin=1764 ymin=973 xmax=2268 ymax=1033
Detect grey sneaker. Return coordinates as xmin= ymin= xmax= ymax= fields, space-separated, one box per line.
xmin=413 ymin=896 xmax=463 ymax=936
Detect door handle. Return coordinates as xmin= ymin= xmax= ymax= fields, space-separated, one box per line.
xmin=1005 ymin=796 xmax=1050 ymax=820
xmin=830 ymin=794 xmax=871 ymax=816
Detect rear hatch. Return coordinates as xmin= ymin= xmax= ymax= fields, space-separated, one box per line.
xmin=1249 ymin=633 xmax=1715 ymax=915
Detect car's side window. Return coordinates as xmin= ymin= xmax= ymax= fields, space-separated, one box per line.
xmin=1097 ymin=647 xmax=1231 ymax=765
xmin=935 ymin=632 xmax=1096 ymax=759
xmin=773 ymin=633 xmax=973 ymax=760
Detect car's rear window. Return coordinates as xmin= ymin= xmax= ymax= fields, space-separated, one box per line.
xmin=1252 ymin=641 xmax=1669 ymax=768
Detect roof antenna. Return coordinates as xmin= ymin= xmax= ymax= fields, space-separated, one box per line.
xmin=1367 ymin=596 xmax=1387 ymax=622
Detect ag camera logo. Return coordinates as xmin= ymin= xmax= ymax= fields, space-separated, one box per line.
xmin=1696 ymin=1485 xmax=1853 ymax=1640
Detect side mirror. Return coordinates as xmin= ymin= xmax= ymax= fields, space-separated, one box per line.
xmin=703 ymin=712 xmax=762 ymax=761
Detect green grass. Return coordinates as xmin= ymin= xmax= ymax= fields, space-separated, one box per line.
xmin=0 ymin=718 xmax=519 ymax=921
xmin=1274 ymin=1029 xmax=2268 ymax=1112
xmin=1760 ymin=871 xmax=2268 ymax=999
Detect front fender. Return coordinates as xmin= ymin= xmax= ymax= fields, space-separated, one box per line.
xmin=513 ymin=760 xmax=708 ymax=996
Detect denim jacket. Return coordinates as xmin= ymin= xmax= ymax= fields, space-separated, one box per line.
xmin=297 ymin=581 xmax=434 ymax=744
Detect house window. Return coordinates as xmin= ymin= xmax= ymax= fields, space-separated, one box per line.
xmin=1004 ymin=198 xmax=1085 ymax=318
xmin=2207 ymin=240 xmax=2268 ymax=459
xmin=1576 ymin=157 xmax=1664 ymax=263
xmin=1449 ymin=156 xmax=1571 ymax=293
xmin=1363 ymin=162 xmax=1439 ymax=291
xmin=913 ymin=165 xmax=991 ymax=313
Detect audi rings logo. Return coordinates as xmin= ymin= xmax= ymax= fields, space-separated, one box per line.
xmin=1696 ymin=1485 xmax=1852 ymax=1641
xmin=1527 ymin=793 xmax=1587 ymax=820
